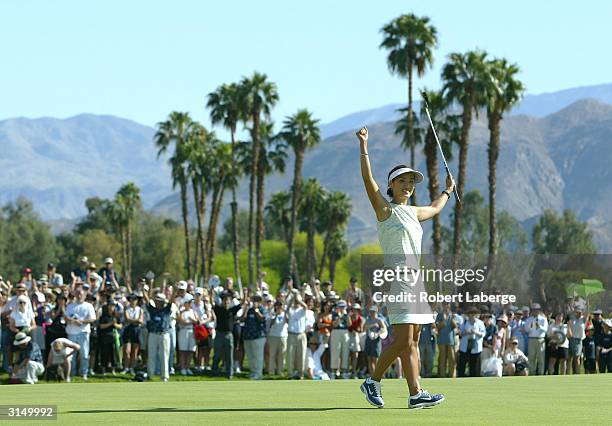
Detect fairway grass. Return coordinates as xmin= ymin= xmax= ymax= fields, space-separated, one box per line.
xmin=1 ymin=375 xmax=610 ymax=425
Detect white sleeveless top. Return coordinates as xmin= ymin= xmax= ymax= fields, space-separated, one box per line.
xmin=377 ymin=202 xmax=422 ymax=264
xmin=376 ymin=202 xmax=433 ymax=325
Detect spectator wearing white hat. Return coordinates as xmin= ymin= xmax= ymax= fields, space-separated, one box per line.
xmin=286 ymin=292 xmax=308 ymax=379
xmin=364 ymin=305 xmax=386 ymax=376
xmin=146 ymin=292 xmax=173 ymax=382
xmin=11 ymin=332 xmax=44 ymax=384
xmin=567 ymin=307 xmax=586 ymax=374
xmin=71 ymin=256 xmax=89 ymax=283
xmin=599 ymin=318 xmax=612 ymax=373
xmin=330 ymin=300 xmax=351 ymax=379
xmin=193 ymin=288 xmax=215 ymax=371
xmin=523 ymin=303 xmax=548 ymax=375
xmin=242 ymin=294 xmax=267 ymax=379
xmin=9 ymin=295 xmax=36 ymax=336
xmin=178 ymin=293 xmax=197 ymax=375
xmin=267 ymin=300 xmax=288 ymax=375
xmin=46 ymin=337 xmax=80 ymax=382
xmin=122 ymin=294 xmax=143 ymax=374
xmin=99 ymin=258 xmax=120 ymax=292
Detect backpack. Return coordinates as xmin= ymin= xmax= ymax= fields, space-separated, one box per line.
xmin=194 ymin=324 xmax=209 ymax=341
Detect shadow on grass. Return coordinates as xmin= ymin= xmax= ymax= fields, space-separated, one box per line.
xmin=67 ymin=407 xmax=399 ymax=414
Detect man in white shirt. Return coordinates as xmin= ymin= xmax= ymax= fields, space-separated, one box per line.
xmin=522 ymin=303 xmax=548 ymax=375
xmin=65 ymin=289 xmax=96 ymax=379
xmin=266 ymin=301 xmax=288 ymax=375
xmin=457 ymin=306 xmax=486 ymax=377
xmin=568 ymin=307 xmax=586 ymax=374
xmin=286 ymin=293 xmax=307 ymax=379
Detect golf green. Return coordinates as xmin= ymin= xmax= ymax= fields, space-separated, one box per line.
xmin=0 ymin=375 xmax=609 ymax=425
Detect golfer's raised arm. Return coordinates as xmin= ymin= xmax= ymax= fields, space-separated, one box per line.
xmin=356 ymin=127 xmax=390 ymax=221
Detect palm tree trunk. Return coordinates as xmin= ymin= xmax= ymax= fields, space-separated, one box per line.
xmin=329 ymin=256 xmax=337 ymax=284
xmin=248 ymin=114 xmax=260 ymax=288
xmin=487 ymin=111 xmax=501 ymax=283
xmin=198 ymin=184 xmax=207 ymax=281
xmin=453 ymin=99 xmax=473 ymax=265
xmin=192 ymin=181 xmax=202 ymax=277
xmin=205 ymin=183 xmax=221 ymax=282
xmin=207 ymin=179 xmax=226 ymax=281
xmin=127 ymin=221 xmax=132 ymax=286
xmin=180 ymin=180 xmax=192 ymax=278
xmin=407 ymin=64 xmax=417 ymax=205
xmin=256 ymin=151 xmax=265 ymax=282
xmin=229 ymin=129 xmax=242 ymax=288
xmin=306 ymin=214 xmax=316 ymax=281
xmin=288 ymin=149 xmax=304 ymax=283
xmin=119 ymin=222 xmax=128 ymax=283
xmin=318 ymin=231 xmax=331 ymax=279
xmin=424 ymin=129 xmax=441 ymax=257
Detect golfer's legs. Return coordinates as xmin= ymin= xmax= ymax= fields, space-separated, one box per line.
xmin=254 ymin=337 xmax=266 ymax=376
xmin=536 ymin=340 xmax=545 ymax=375
xmin=225 ymin=333 xmax=234 ymax=377
xmin=457 ymin=351 xmax=468 ymax=377
xmin=267 ymin=336 xmax=278 ymax=374
xmin=244 ymin=339 xmax=254 ymax=373
xmin=528 ymin=341 xmax=537 ymax=373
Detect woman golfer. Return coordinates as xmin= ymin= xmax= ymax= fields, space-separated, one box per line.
xmin=356 ymin=126 xmax=455 ymax=409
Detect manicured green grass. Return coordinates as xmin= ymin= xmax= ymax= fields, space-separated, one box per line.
xmin=0 ymin=375 xmax=609 ymax=425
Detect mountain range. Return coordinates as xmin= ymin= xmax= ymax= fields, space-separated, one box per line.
xmin=1 ymin=83 xmax=612 ymax=252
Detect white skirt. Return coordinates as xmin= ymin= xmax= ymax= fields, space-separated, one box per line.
xmin=385 ymin=280 xmax=434 ymax=325
xmin=178 ymin=328 xmax=196 ymax=352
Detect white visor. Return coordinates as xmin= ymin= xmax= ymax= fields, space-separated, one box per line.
xmin=387 ymin=167 xmax=424 ymax=184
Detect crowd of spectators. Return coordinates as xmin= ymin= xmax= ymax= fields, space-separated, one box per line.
xmin=1 ymin=258 xmax=610 ymax=384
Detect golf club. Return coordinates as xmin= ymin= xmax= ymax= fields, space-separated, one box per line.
xmin=420 ymin=91 xmax=461 ymax=203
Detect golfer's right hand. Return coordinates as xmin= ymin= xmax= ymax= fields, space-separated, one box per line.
xmin=356 ymin=126 xmax=368 ymax=143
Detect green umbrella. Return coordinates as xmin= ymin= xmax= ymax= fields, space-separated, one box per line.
xmin=565 ymin=279 xmax=604 ymax=299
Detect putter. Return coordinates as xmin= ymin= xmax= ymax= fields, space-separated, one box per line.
xmin=420 ymin=91 xmax=460 ymax=203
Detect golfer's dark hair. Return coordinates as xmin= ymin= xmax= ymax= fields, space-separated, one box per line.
xmin=386 ymin=164 xmax=409 ymax=198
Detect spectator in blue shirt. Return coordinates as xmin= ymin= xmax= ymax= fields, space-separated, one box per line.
xmin=242 ymin=295 xmax=267 ymax=380
xmin=457 ymin=306 xmax=486 ymax=377
xmin=436 ymin=303 xmax=458 ymax=378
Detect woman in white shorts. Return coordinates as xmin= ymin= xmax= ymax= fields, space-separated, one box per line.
xmin=356 ymin=127 xmax=455 ymax=409
xmin=177 ymin=294 xmax=197 ymax=375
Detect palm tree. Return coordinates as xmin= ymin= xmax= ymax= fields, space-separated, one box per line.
xmin=255 ymin=122 xmax=288 ymax=277
xmin=207 ymin=82 xmax=244 ymax=287
xmin=327 ymin=229 xmax=349 ymax=284
xmin=484 ymin=58 xmax=525 ymax=276
xmin=317 ymin=191 xmax=352 ymax=278
xmin=419 ymin=89 xmax=459 ymax=258
xmin=155 ymin=112 xmax=197 ymax=278
xmin=186 ymin=123 xmax=212 ymax=279
xmin=299 ymin=178 xmax=326 ymax=281
xmin=395 ymin=107 xmax=424 ymax=203
xmin=239 ymin=72 xmax=279 ymax=287
xmin=104 ymin=200 xmax=127 ymax=281
xmin=381 ymin=13 xmax=437 ymax=203
xmin=278 ymin=109 xmax=321 ymax=282
xmin=265 ymin=191 xmax=292 ymax=245
xmin=115 ymin=182 xmax=141 ymax=286
xmin=205 ymin=139 xmax=234 ymax=281
xmin=441 ymin=50 xmax=490 ymax=260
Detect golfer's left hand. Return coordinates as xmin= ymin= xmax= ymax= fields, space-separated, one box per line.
xmin=445 ymin=174 xmax=456 ymax=192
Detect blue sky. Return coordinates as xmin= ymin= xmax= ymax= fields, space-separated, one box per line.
xmin=1 ymin=1 xmax=610 ymax=130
